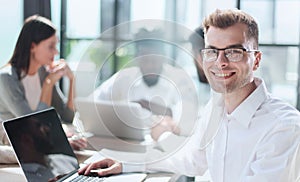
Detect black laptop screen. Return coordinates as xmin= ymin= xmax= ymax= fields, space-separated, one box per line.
xmin=3 ymin=108 xmax=79 ymax=182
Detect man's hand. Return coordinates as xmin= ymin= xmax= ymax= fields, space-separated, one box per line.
xmin=78 ymin=158 xmax=122 ymax=176
xmin=63 ymin=124 xmax=87 ymax=151
xmin=133 ymin=99 xmax=173 ymax=117
xmin=151 ymin=115 xmax=180 ymax=141
xmin=68 ymin=136 xmax=87 ymax=151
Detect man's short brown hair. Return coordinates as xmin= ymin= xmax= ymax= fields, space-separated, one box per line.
xmin=202 ymin=9 xmax=259 ymax=49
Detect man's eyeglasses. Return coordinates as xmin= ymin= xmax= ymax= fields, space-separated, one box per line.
xmin=200 ymin=48 xmax=259 ymax=62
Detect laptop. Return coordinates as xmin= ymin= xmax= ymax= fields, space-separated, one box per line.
xmin=2 ymin=108 xmax=147 ymax=182
xmin=75 ymin=98 xmax=152 ymax=141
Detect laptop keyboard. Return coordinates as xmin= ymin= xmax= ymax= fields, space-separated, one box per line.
xmin=70 ymin=175 xmax=106 ymax=182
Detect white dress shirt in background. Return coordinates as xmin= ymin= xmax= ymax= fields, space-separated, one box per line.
xmin=91 ymin=63 xmax=200 ymax=136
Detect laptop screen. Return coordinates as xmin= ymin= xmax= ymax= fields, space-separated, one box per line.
xmin=3 ymin=108 xmax=79 ymax=182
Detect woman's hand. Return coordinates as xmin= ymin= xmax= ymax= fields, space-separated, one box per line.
xmin=57 ymin=59 xmax=74 ymax=80
xmin=78 ymin=158 xmax=122 ymax=176
xmin=46 ymin=59 xmax=74 ymax=83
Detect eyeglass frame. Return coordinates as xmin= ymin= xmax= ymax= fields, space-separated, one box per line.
xmin=200 ymin=47 xmax=260 ymax=62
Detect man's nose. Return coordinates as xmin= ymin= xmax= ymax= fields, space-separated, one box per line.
xmin=215 ymin=51 xmax=229 ymax=69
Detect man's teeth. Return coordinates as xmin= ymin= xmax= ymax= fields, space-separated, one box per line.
xmin=215 ymin=73 xmax=231 ymax=77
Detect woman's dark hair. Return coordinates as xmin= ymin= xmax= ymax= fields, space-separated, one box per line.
xmin=8 ymin=15 xmax=56 ymax=79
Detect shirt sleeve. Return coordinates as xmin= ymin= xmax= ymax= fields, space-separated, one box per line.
xmin=89 ymin=72 xmax=119 ymax=101
xmin=144 ymin=96 xmax=221 ymax=176
xmin=122 ymin=163 xmax=146 ymax=173
xmin=122 ymin=130 xmax=208 ymax=176
xmin=123 ymin=97 xmax=214 ymax=176
xmin=243 ymin=121 xmax=300 ymax=182
xmin=94 ymin=79 xmax=113 ymax=101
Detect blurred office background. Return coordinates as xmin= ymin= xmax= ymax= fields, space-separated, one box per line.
xmin=0 ymin=0 xmax=299 ymax=110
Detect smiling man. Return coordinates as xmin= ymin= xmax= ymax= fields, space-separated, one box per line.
xmin=199 ymin=9 xmax=300 ymax=181
xmin=201 ymin=11 xmax=261 ymax=114
xmin=79 ymin=9 xmax=300 ymax=181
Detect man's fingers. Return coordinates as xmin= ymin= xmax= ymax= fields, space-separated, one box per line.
xmin=78 ymin=159 xmax=122 ymax=177
xmin=84 ymin=162 xmax=100 ymax=175
xmin=78 ymin=164 xmax=89 ymax=174
xmin=96 ymin=163 xmax=122 ymax=176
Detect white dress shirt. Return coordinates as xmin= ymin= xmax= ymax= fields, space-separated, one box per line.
xmin=123 ymin=78 xmax=300 ymax=182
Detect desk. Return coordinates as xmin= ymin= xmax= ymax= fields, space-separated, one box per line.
xmin=85 ymin=135 xmax=150 ymax=153
xmin=0 ymin=165 xmax=174 ymax=182
xmin=0 ymin=158 xmax=175 ymax=182
xmin=0 ymin=140 xmax=174 ymax=182
xmin=0 ymin=124 xmax=210 ymax=182
xmin=0 ymin=163 xmax=26 ymax=182
xmin=0 ymin=151 xmax=211 ymax=182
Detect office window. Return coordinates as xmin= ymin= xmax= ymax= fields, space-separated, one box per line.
xmin=241 ymin=0 xmax=300 ymax=107
xmin=0 ymin=0 xmax=23 ymax=67
xmin=174 ymin=0 xmax=203 ymax=30
xmin=241 ymin=0 xmax=300 ymax=44
xmin=204 ymin=0 xmax=236 ymax=15
xmin=66 ymin=0 xmax=100 ymax=38
xmin=275 ymin=1 xmax=300 ymax=44
xmin=131 ymin=0 xmax=165 ymax=21
xmin=63 ymin=0 xmax=101 ymax=62
xmin=255 ymin=46 xmax=299 ymax=106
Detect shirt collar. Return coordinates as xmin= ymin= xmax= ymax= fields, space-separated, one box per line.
xmin=228 ymin=78 xmax=269 ymax=128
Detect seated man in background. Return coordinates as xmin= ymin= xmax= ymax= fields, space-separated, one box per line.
xmin=150 ymin=26 xmax=209 ymax=142
xmin=79 ymin=9 xmax=300 ymax=181
xmin=90 ymin=28 xmax=200 ymax=143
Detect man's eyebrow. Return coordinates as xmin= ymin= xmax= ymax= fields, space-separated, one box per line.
xmin=206 ymin=44 xmax=244 ymax=49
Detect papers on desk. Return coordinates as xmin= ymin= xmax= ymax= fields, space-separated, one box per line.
xmin=101 ymin=148 xmax=147 ymax=163
xmin=195 ymin=170 xmax=212 ymax=182
xmin=83 ymin=151 xmax=105 ymax=164
xmin=102 ymin=173 xmax=147 ymax=182
xmin=83 ymin=148 xmax=147 ymax=164
xmin=144 ymin=177 xmax=171 ymax=182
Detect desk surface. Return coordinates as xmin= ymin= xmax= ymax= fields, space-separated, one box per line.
xmin=86 ymin=135 xmax=151 ymax=153
xmin=0 ymin=147 xmax=175 ymax=182
xmin=0 ymin=164 xmax=26 ymax=182
xmin=0 ymin=122 xmax=210 ymax=182
xmin=0 ymin=162 xmax=175 ymax=182
xmin=0 ymin=149 xmax=211 ymax=182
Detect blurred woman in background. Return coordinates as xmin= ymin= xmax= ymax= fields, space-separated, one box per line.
xmin=0 ymin=15 xmax=86 ymax=162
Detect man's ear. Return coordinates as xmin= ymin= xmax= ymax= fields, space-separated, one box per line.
xmin=253 ymin=51 xmax=262 ymax=71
